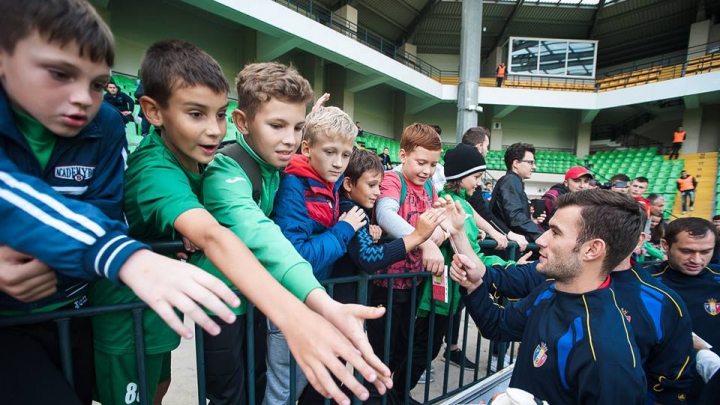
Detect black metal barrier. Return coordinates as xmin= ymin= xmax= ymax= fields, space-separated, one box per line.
xmin=0 ymin=240 xmax=539 ymax=405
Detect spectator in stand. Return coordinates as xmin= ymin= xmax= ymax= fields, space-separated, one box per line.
xmin=482 ymin=181 xmax=493 ymax=201
xmin=495 ymin=62 xmax=506 ymax=87
xmin=491 ymin=143 xmax=544 ymax=242
xmin=462 ymin=127 xmax=529 ymax=251
xmin=649 ymin=214 xmax=665 ymax=246
xmin=713 ymin=215 xmax=720 ymax=234
xmin=677 ymin=170 xmax=697 ymax=215
xmin=355 ymin=121 xmax=364 ymax=137
xmin=610 ymin=173 xmax=631 ymax=194
xmin=134 ymin=79 xmax=150 ymax=136
xmin=103 ymin=80 xmax=134 ymax=123
xmin=540 ymin=166 xmax=593 ymax=228
xmin=669 ymin=126 xmax=686 ymax=160
xmin=630 ymin=176 xmax=649 ymax=199
xmin=378 ymin=147 xmax=393 ymax=170
xmin=648 ymin=193 xmax=667 ymax=220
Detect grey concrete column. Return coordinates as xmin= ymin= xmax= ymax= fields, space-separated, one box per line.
xmin=455 ymin=0 xmax=483 ymax=144
xmin=682 ymin=107 xmax=703 ymax=154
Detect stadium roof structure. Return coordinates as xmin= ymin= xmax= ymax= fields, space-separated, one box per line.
xmin=316 ymin=0 xmax=720 ymax=68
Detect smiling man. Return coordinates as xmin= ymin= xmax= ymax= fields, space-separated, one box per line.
xmin=648 ymin=217 xmax=720 ymax=403
xmin=451 ymin=189 xmax=647 ymax=405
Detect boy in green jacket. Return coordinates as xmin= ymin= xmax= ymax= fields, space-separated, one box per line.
xmin=194 ymin=62 xmax=392 ymax=405
xmin=108 ymin=43 xmax=389 ymax=405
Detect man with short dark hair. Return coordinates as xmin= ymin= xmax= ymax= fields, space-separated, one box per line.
xmin=630 ymin=177 xmax=649 ymax=199
xmin=713 ymin=215 xmax=720 ymax=234
xmin=491 ymin=143 xmax=543 ymax=242
xmin=648 ymin=217 xmax=720 ymax=403
xmin=451 ymin=189 xmax=647 ymax=404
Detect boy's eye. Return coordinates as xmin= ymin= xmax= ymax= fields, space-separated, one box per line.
xmin=49 ymin=69 xmax=70 ymax=81
xmin=270 ymin=124 xmax=283 ymax=129
xmin=189 ymin=112 xmax=203 ymax=119
xmin=217 ymin=112 xmax=227 ymax=119
xmin=342 ymin=152 xmax=351 ymax=158
xmin=295 ymin=126 xmax=304 ymax=132
xmin=91 ymin=82 xmax=105 ymax=92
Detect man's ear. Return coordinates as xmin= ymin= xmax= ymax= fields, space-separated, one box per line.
xmin=140 ymin=96 xmax=163 ymax=127
xmin=342 ymin=176 xmax=353 ymax=194
xmin=233 ymin=109 xmax=249 ymax=135
xmin=583 ymin=238 xmax=606 ymax=263
xmin=661 ymin=239 xmax=669 ymax=252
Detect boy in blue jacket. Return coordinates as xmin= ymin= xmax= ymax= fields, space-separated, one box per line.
xmin=0 ymin=1 xmax=239 ymax=404
xmin=270 ymin=106 xmax=365 ymax=402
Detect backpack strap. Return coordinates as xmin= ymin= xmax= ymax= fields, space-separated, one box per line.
xmin=218 ymin=142 xmax=262 ymax=203
xmin=395 ymin=170 xmax=434 ymax=206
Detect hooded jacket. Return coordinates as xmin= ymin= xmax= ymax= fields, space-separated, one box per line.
xmin=271 ymin=154 xmax=355 ymax=281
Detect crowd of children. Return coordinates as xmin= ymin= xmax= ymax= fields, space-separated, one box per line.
xmin=3 ymin=2 xmax=720 ymax=405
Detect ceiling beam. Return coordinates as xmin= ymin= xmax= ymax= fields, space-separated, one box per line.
xmin=489 ymin=0 xmax=524 ymax=52
xmin=587 ymin=0 xmax=605 ymax=39
xmin=359 ymin=2 xmax=407 ymax=31
xmin=595 ymin=12 xmax=694 ymax=39
xmin=397 ymin=0 xmax=441 ymax=46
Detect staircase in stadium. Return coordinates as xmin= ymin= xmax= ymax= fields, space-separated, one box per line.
xmin=669 ymin=152 xmax=718 ymax=220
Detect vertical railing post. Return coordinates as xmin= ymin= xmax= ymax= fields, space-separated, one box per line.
xmin=132 ymin=309 xmax=150 ymax=405
xmin=56 ymin=318 xmax=74 ymax=389
xmin=195 ymin=324 xmax=206 ymax=405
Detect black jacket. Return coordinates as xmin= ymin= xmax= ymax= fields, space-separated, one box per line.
xmin=490 ymin=171 xmax=543 ymax=241
xmin=103 ymin=91 xmax=134 ymax=123
xmin=467 ymin=188 xmax=510 ymax=234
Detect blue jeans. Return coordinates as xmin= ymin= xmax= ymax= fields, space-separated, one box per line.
xmin=681 ymin=190 xmax=695 ymax=211
xmin=263 ymin=320 xmax=308 ymax=405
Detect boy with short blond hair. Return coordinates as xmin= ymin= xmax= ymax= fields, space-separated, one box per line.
xmin=192 ymin=62 xmax=392 ymax=405
xmin=0 ymin=2 xmax=240 ymax=404
xmin=268 ymin=106 xmax=364 ymax=402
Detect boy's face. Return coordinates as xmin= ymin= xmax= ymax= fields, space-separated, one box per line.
xmin=302 ymin=135 xmax=355 ymax=184
xmin=143 ymin=85 xmax=227 ymax=173
xmin=343 ymin=170 xmax=382 ymax=209
xmin=0 ymin=31 xmax=110 ymax=137
xmin=234 ymin=98 xmax=305 ymax=168
xmin=106 ymin=83 xmax=118 ymax=95
xmin=399 ymin=146 xmax=441 ymax=186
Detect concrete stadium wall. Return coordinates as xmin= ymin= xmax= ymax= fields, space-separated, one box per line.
xmin=354 ymin=86 xmax=397 ymax=138
xmin=416 ymin=54 xmax=460 ymax=72
xmin=497 ymin=107 xmax=578 ymax=150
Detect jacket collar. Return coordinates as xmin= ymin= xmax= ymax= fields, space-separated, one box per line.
xmin=237 ymin=133 xmax=279 ymax=174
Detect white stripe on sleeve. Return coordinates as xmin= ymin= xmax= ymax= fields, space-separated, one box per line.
xmin=0 ymin=172 xmax=106 ymax=237
xmin=0 ymin=188 xmax=96 ymax=245
xmin=103 ymin=240 xmax=137 ymax=278
xmin=94 ymin=235 xmax=127 ymax=277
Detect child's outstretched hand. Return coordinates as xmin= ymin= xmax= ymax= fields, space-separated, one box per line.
xmin=312 ymin=93 xmax=330 ymax=112
xmin=434 ymin=196 xmax=466 ymax=235
xmin=516 ymin=251 xmax=533 ymax=265
xmin=415 ymin=208 xmax=446 ymax=241
xmin=118 ymin=250 xmax=240 ymax=339
xmin=339 ymin=206 xmax=367 ymax=232
xmin=301 ymin=292 xmax=393 ymax=403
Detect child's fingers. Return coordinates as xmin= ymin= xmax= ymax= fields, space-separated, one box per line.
xmin=150 ymin=301 xmax=194 ymax=339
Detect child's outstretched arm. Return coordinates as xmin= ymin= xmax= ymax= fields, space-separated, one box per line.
xmin=174 ymin=208 xmax=392 ymax=404
xmin=0 ymin=153 xmax=239 ymax=337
